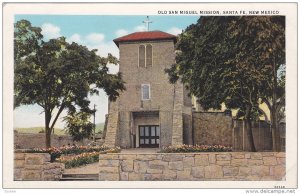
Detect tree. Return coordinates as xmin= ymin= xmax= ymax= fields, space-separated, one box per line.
xmin=63 ymin=111 xmax=94 ymax=142
xmin=166 ymin=16 xmax=285 ymax=151
xmin=14 ymin=20 xmax=125 ymax=148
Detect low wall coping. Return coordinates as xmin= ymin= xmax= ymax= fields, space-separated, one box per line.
xmin=102 ymin=152 xmax=285 ymax=155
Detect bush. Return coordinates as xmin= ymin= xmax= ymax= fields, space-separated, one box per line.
xmin=56 ymin=147 xmax=121 ymax=168
xmin=160 ymin=144 xmax=232 ymax=153
xmin=21 ymin=145 xmax=121 ymax=162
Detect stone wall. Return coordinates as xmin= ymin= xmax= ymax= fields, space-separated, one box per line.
xmin=98 ymin=152 xmax=285 ymax=181
xmin=193 ymin=112 xmax=233 ymax=146
xmin=14 ymin=132 xmax=93 ymax=149
xmin=14 ymin=152 xmax=64 ymax=181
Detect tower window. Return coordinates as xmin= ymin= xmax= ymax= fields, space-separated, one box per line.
xmin=139 ymin=44 xmax=153 ymax=67
xmin=138 ymin=45 xmax=145 ymax=67
xmin=141 ymin=84 xmax=150 ymax=100
xmin=146 ymin=44 xmax=152 ymax=67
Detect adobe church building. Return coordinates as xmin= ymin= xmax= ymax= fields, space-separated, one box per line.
xmin=103 ymin=30 xmax=193 ymax=148
xmin=102 ymin=29 xmax=277 ymax=151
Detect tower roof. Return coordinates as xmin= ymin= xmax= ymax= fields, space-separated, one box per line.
xmin=113 ymin=31 xmax=177 ymax=47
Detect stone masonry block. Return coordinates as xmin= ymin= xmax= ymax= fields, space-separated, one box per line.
xmin=216 ymin=154 xmax=231 ymax=161
xmin=191 ymin=166 xmax=205 ymax=178
xmin=162 ymin=154 xmax=183 ymax=162
xmin=232 ymin=153 xmax=245 ymax=159
xmin=134 ymin=160 xmax=148 ymax=173
xmin=99 ymin=166 xmax=119 ymax=173
xmin=195 ymin=155 xmax=209 ymax=166
xmin=149 ymin=160 xmax=168 ymax=170
xmin=147 ymin=168 xmax=163 ymax=174
xmin=99 ymin=159 xmax=119 ymax=167
xmin=99 ymin=154 xmax=119 ymax=160
xmin=209 ymin=154 xmax=216 ymax=164
xmin=176 ymin=168 xmax=191 ymax=180
xmin=169 ymin=161 xmax=184 ymax=171
xmin=223 ymin=166 xmax=239 ymax=176
xmin=120 ymin=172 xmax=129 ymax=181
xmin=14 ymin=160 xmax=25 ymax=168
xmin=270 ymin=166 xmax=285 ymax=178
xmin=239 ymin=167 xmax=251 ymax=176
xmin=183 ymin=157 xmax=194 ymax=168
xmin=14 ymin=153 xmax=25 ymax=160
xmin=277 ymin=158 xmax=285 ymax=165
xmin=163 ymin=170 xmax=177 ymax=180
xmin=263 ymin=157 xmax=277 ymax=165
xmin=204 ymin=165 xmax=223 ymax=179
xmin=25 ymin=155 xmax=44 ymax=165
xmin=99 ymin=173 xmax=119 ymax=181
xmin=231 ymin=159 xmax=248 ymax=166
xmin=128 ymin=172 xmax=143 ymax=181
xmin=248 ymin=159 xmax=263 ymax=166
xmin=137 ymin=154 xmax=157 ymax=161
xmin=121 ymin=160 xmax=134 ymax=172
xmin=119 ymin=154 xmax=137 ymax=160
xmin=251 ymin=153 xmax=262 ymax=159
xmin=22 ymin=170 xmax=41 ymax=180
xmin=251 ymin=166 xmax=270 ymax=177
xmin=216 ymin=160 xmax=230 ymax=166
xmin=24 ymin=165 xmax=43 ymax=170
xmin=275 ymin=153 xmax=285 ymax=158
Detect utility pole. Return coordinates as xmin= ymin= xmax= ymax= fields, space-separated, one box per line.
xmin=93 ymin=104 xmax=96 ymax=142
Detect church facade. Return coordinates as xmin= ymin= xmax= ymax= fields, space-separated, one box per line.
xmin=103 ymin=31 xmax=193 ymax=148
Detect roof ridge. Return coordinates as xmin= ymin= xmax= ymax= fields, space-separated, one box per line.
xmin=113 ymin=31 xmax=177 ymax=47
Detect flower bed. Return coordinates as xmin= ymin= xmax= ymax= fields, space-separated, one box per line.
xmin=56 ymin=147 xmax=121 ymax=168
xmin=21 ymin=145 xmax=120 ymax=162
xmin=160 ymin=144 xmax=232 ymax=153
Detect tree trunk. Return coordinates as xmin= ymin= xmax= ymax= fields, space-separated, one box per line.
xmin=271 ymin=57 xmax=281 ymax=152
xmin=245 ymin=106 xmax=256 ymax=152
xmin=45 ymin=109 xmax=51 ymax=148
xmin=271 ymin=109 xmax=281 ymax=152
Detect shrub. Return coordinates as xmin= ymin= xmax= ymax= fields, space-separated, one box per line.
xmin=56 ymin=147 xmax=121 ymax=168
xmin=21 ymin=145 xmax=120 ymax=162
xmin=160 ymin=144 xmax=232 ymax=153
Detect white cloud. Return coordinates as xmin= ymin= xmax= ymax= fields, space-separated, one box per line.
xmin=85 ymin=33 xmax=105 ymax=45
xmin=134 ymin=24 xmax=147 ymax=32
xmin=115 ymin=29 xmax=129 ymax=37
xmin=41 ymin=23 xmax=61 ymax=40
xmin=67 ymin=33 xmax=81 ymax=44
xmin=167 ymin=27 xmax=182 ymax=35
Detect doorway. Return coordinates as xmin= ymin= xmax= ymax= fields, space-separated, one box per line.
xmin=138 ymin=125 xmax=160 ymax=148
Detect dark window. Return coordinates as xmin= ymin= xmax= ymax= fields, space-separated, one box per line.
xmin=139 ymin=45 xmax=145 ymax=67
xmin=146 ymin=44 xmax=152 ymax=67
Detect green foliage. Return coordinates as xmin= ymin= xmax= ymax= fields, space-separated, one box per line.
xmin=160 ymin=144 xmax=232 ymax=153
xmin=21 ymin=145 xmax=120 ymax=162
xmin=166 ymin=16 xmax=285 ymax=151
xmin=61 ymin=152 xmax=99 ymax=169
xmin=63 ymin=111 xmax=94 ymax=141
xmin=14 ymin=20 xmax=125 ymax=147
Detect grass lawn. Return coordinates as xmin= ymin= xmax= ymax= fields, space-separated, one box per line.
xmin=15 ymin=127 xmax=67 ymax=136
xmin=15 ymin=122 xmax=104 ymax=136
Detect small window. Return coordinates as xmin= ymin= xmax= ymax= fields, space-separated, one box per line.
xmin=141 ymin=84 xmax=150 ymax=100
xmin=146 ymin=44 xmax=152 ymax=67
xmin=139 ymin=45 xmax=145 ymax=67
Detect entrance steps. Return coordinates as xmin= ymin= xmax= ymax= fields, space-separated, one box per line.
xmin=60 ymin=173 xmax=98 ymax=181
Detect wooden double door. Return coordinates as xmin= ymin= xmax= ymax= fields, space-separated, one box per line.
xmin=139 ymin=125 xmax=160 ymax=148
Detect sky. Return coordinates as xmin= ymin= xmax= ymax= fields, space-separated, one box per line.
xmin=13 ymin=15 xmax=199 ymax=129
